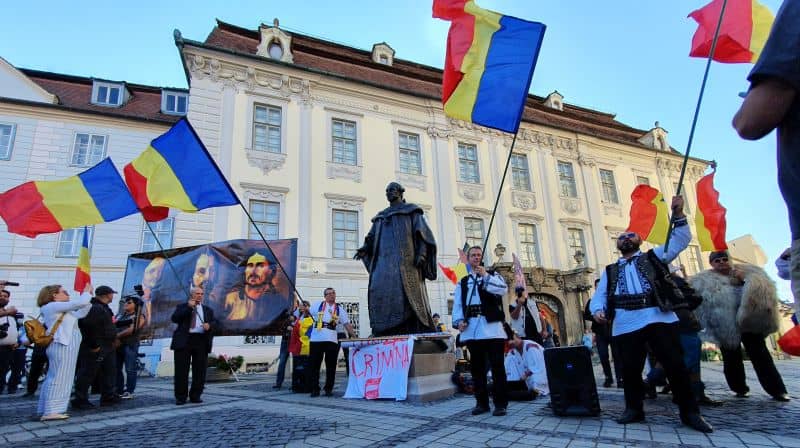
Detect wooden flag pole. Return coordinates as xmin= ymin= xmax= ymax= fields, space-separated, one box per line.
xmin=663 ymin=0 xmax=728 ymax=254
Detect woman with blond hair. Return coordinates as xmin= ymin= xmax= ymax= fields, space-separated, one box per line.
xmin=36 ymin=283 xmax=92 ymax=421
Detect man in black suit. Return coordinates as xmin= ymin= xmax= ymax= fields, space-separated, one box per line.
xmin=171 ymin=287 xmax=217 ymax=405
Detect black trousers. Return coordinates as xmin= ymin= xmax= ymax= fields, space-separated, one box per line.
xmin=173 ymin=334 xmax=209 ymax=401
xmin=720 ymin=332 xmax=787 ymax=397
xmin=614 ymin=323 xmax=698 ymax=415
xmin=308 ymin=341 xmax=339 ymax=393
xmin=596 ymin=331 xmax=623 ymax=382
xmin=26 ymin=346 xmax=48 ymax=394
xmin=0 ymin=346 xmax=19 ymax=392
xmin=74 ymin=345 xmax=116 ymax=402
xmin=466 ymin=338 xmax=508 ymax=409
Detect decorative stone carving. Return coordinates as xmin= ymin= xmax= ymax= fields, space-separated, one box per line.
xmin=453 ymin=206 xmax=492 ymax=221
xmin=246 ymin=150 xmax=287 ymax=174
xmin=397 ymin=172 xmax=427 ymax=191
xmin=507 ymin=128 xmax=576 ymax=152
xmin=529 ymin=267 xmax=547 ymax=292
xmin=256 ymin=23 xmax=294 ymax=63
xmin=511 ymin=190 xmax=537 ymax=210
xmin=326 ymin=162 xmax=362 ymax=183
xmin=602 ymin=204 xmax=622 ymax=217
xmin=426 ymin=126 xmax=451 ymax=139
xmin=560 ymin=197 xmax=582 ymax=215
xmin=457 ymin=182 xmax=485 ymax=203
xmin=240 ymin=182 xmax=289 ymax=202
xmin=324 ymin=192 xmax=366 ymax=211
xmin=185 ymin=53 xmax=309 ymax=98
xmin=577 ymin=152 xmax=596 ymax=167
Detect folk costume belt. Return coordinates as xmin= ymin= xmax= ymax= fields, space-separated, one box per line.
xmin=611 ymin=293 xmax=655 ymax=310
xmin=465 ymin=305 xmax=483 ymax=318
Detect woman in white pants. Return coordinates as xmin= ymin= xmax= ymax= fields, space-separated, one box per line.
xmin=36 ymin=283 xmax=92 ymax=421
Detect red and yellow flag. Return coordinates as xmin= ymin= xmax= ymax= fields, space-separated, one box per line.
xmin=438 ymin=247 xmax=471 ymax=285
xmin=695 ymin=171 xmax=728 ymax=251
xmin=73 ymin=227 xmax=91 ymax=293
xmin=628 ymin=185 xmax=670 ymax=244
xmin=689 ymin=0 xmax=774 ymax=63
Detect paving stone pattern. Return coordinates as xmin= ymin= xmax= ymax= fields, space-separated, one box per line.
xmin=1 ymin=359 xmax=799 ymax=447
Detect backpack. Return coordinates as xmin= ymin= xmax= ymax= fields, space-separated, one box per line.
xmin=24 ymin=313 xmax=65 ymax=348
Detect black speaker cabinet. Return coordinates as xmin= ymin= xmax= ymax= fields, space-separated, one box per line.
xmin=544 ymin=346 xmax=601 ymax=416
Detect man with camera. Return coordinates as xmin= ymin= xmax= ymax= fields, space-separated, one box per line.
xmin=171 ymin=286 xmax=217 ymax=405
xmin=451 ymin=246 xmax=509 ymax=416
xmin=0 ymin=283 xmax=23 ymax=394
xmin=72 ymin=285 xmax=120 ymax=409
xmin=308 ymin=287 xmax=355 ymax=397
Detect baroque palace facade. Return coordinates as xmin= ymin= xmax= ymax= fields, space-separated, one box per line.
xmin=0 ymin=19 xmax=713 ymax=368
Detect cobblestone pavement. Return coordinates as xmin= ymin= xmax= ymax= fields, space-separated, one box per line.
xmin=1 ymin=359 xmax=799 ymax=447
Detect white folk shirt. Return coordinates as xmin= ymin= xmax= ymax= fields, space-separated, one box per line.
xmin=590 ymin=223 xmax=690 ymax=337
xmin=309 ymin=301 xmax=350 ymax=343
xmin=189 ymin=304 xmax=205 ymax=334
xmin=505 ymin=340 xmax=549 ymax=395
xmin=452 ymin=272 xmax=508 ymax=342
xmin=0 ymin=313 xmax=18 ymax=346
xmin=509 ymin=299 xmax=542 ymax=337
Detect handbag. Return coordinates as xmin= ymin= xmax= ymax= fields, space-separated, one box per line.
xmin=778 ymin=325 xmax=800 ymax=356
xmin=24 ymin=313 xmax=65 ymax=348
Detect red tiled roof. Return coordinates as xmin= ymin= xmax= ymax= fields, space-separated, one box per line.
xmin=202 ymin=20 xmax=656 ymax=148
xmin=12 ymin=69 xmax=184 ymax=125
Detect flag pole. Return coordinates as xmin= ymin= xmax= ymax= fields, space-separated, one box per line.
xmin=481 ymin=131 xmax=519 ymax=260
xmin=663 ymin=0 xmax=728 ymax=253
xmin=143 ymin=220 xmax=193 ymax=302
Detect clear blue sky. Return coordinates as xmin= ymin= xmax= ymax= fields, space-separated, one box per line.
xmin=2 ymin=1 xmax=790 ymax=297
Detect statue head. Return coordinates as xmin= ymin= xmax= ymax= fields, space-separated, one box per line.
xmin=385 ymin=182 xmax=405 ymax=205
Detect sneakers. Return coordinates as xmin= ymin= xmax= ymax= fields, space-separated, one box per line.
xmin=119 ymin=392 xmax=134 ymax=400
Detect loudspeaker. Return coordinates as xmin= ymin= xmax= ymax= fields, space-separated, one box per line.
xmin=292 ymin=356 xmax=310 ymax=393
xmin=544 ymin=346 xmax=601 ymax=416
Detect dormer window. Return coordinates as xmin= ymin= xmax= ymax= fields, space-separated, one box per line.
xmin=379 ymin=54 xmax=389 ymax=65
xmin=162 ymin=90 xmax=188 ymax=115
xmin=92 ymin=81 xmax=123 ymax=106
xmin=371 ymin=42 xmax=395 ymax=66
xmin=267 ymin=41 xmax=284 ymax=60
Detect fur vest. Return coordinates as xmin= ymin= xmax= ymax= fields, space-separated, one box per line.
xmin=690 ymin=264 xmax=779 ymax=350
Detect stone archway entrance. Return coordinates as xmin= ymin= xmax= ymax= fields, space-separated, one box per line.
xmin=532 ymin=293 xmax=564 ymax=346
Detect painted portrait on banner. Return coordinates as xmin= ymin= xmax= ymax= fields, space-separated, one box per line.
xmin=121 ymin=238 xmax=298 ymax=338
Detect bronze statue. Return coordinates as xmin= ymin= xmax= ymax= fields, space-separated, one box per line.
xmin=354 ymin=182 xmax=437 ymax=336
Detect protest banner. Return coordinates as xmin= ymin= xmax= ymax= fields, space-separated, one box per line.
xmin=343 ymin=336 xmax=415 ymax=401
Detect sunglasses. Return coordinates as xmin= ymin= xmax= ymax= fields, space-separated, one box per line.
xmin=711 ymin=257 xmax=729 ymax=264
xmin=618 ymin=232 xmax=637 ymax=241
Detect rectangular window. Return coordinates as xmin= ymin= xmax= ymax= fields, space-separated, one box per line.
xmin=141 ymin=218 xmax=174 ymax=252
xmin=332 ymin=209 xmax=359 ymax=258
xmin=510 ymin=154 xmax=532 ymax=191
xmin=599 ymin=168 xmax=620 ymax=204
xmin=464 ymin=217 xmax=485 ymax=249
xmin=163 ymin=92 xmax=188 ymax=115
xmin=0 ymin=123 xmax=16 ymax=160
xmin=567 ymin=228 xmax=586 ymax=261
xmin=686 ymin=245 xmax=702 ymax=275
xmin=636 ymin=176 xmax=650 ymax=186
xmin=557 ymin=161 xmax=577 ymax=197
xmin=398 ymin=131 xmax=422 ymax=175
xmin=609 ymin=235 xmax=619 ymax=262
xmin=458 ymin=142 xmax=480 ymax=183
xmin=518 ymin=223 xmax=539 ymax=267
xmin=56 ymin=226 xmax=94 ymax=258
xmin=674 ymin=182 xmax=691 ymax=214
xmin=332 ymin=119 xmax=357 ymax=165
xmin=71 ymin=133 xmax=107 ymax=167
xmin=253 ymin=104 xmax=282 ymax=153
xmin=93 ymin=82 xmax=122 ymax=106
xmin=249 ymin=200 xmax=280 ymax=240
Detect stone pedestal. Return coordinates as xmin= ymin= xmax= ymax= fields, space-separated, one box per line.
xmin=406 ymin=340 xmax=456 ymax=402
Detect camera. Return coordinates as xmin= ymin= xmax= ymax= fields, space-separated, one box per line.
xmin=0 ymin=322 xmax=8 ymax=339
xmin=133 ymin=284 xmax=144 ymax=297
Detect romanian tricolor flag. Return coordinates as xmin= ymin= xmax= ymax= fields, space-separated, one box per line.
xmin=0 ymin=158 xmax=138 ymax=238
xmin=695 ymin=171 xmax=728 ymax=251
xmin=689 ymin=0 xmax=774 ymax=63
xmin=74 ymin=227 xmax=91 ymax=293
xmin=627 ymin=185 xmax=670 ymax=244
xmin=438 ymin=263 xmax=458 ymax=284
xmin=433 ymin=0 xmax=546 ymax=133
xmin=512 ymin=253 xmax=526 ymax=292
xmin=124 ymin=118 xmax=239 ymax=222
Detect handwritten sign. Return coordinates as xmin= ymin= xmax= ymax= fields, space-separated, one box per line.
xmin=344 ymin=336 xmax=415 ymax=401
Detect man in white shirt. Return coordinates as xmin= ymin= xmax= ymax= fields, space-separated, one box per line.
xmin=590 ymin=196 xmax=712 ymax=433
xmin=0 ymin=287 xmax=21 ymax=394
xmin=170 ymin=287 xmax=217 ymax=405
xmin=308 ymin=288 xmax=355 ymax=397
xmin=452 ymin=246 xmax=509 ymax=416
xmin=509 ymin=286 xmax=543 ymax=344
xmin=505 ymin=332 xmax=548 ymax=399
